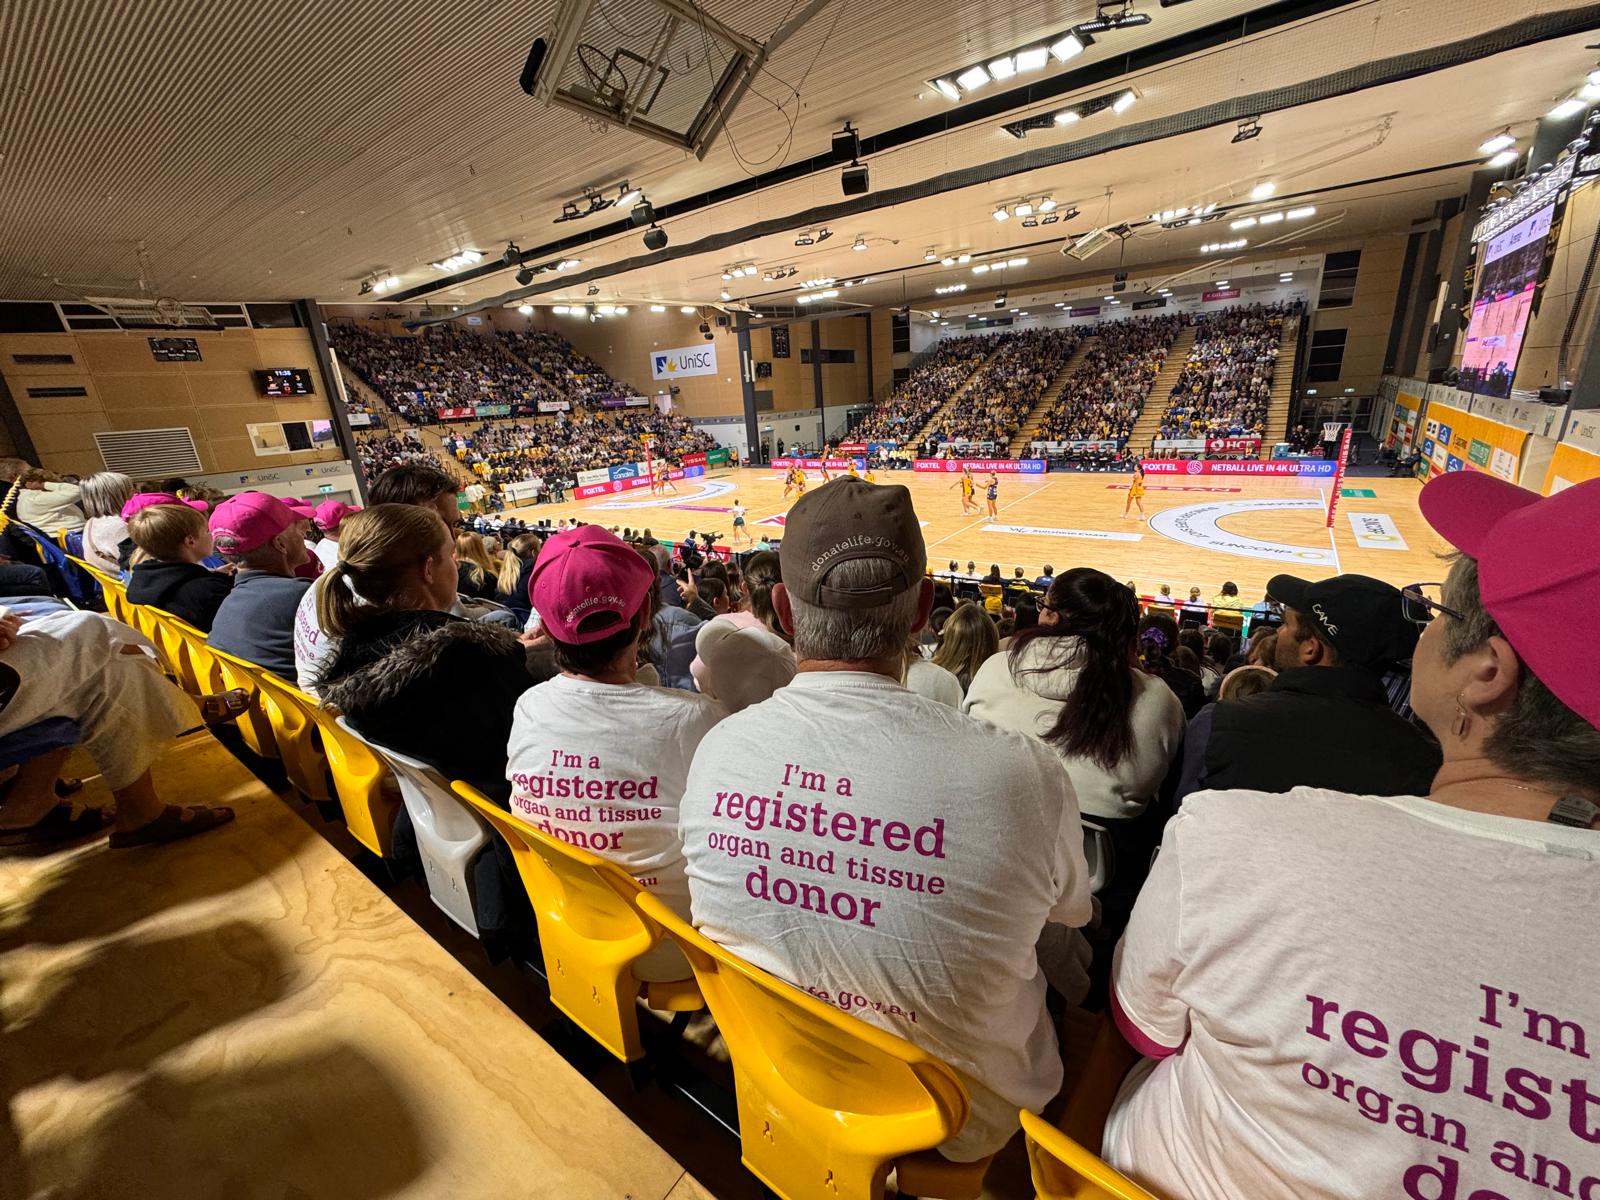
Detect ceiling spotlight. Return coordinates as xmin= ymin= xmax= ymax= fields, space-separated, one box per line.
xmin=558 ymin=201 xmax=581 ymax=221
xmin=1016 ymin=200 xmax=1034 ymax=217
xmin=924 ymin=248 xmax=938 ymax=261
xmin=1479 ymin=130 xmax=1515 ymax=155
xmin=1021 ymin=217 xmax=1039 ymax=227
xmin=1041 ymin=214 xmax=1060 ymax=224
xmin=1486 ymin=149 xmax=1519 ymax=169
xmin=680 ymin=306 xmax=697 ymax=315
xmin=586 ymin=284 xmax=600 ymax=296
xmin=643 ymin=224 xmax=668 ymax=251
xmin=1054 ymin=109 xmax=1082 ymax=126
xmin=617 ymin=183 xmax=642 ymax=207
xmin=815 ymin=229 xmax=833 ymax=243
xmin=956 ymin=65 xmax=990 ymax=91
xmin=941 ymin=256 xmax=955 ymax=266
xmin=552 ymin=306 xmax=570 ymax=315
xmin=1549 ymin=96 xmax=1586 ymax=119
xmin=1008 ymin=256 xmax=1029 ymax=267
xmin=852 ymin=235 xmax=868 ymax=251
xmin=1232 ymin=117 xmax=1262 ymax=143
xmin=517 ymin=304 xmax=533 ymax=315
xmin=993 ymin=205 xmax=1010 ymax=221
xmin=1112 ymin=89 xmax=1138 ymax=114
xmin=958 ymin=253 xmax=971 ymax=263
xmin=1015 ymin=46 xmax=1049 ymax=72
xmin=1038 ymin=197 xmax=1057 ymax=212
xmin=558 ymin=259 xmax=581 ymax=269
xmin=1286 ymin=206 xmax=1316 ymax=220
xmin=1230 ymin=217 xmax=1257 ymax=230
xmin=794 ymin=231 xmax=816 ymax=246
xmin=1258 ymin=211 xmax=1285 ymax=225
xmin=988 ymin=55 xmax=1016 ymax=81
xmin=1215 ymin=280 xmax=1230 ymax=287
xmin=720 ymin=290 xmax=732 ymax=301
xmin=931 ymin=77 xmax=962 ymax=101
xmin=1050 ymin=32 xmax=1086 ymax=62
xmin=648 ymin=304 xmax=666 ymax=313
xmin=1251 ymin=180 xmax=1276 ymax=200
xmin=722 ymin=269 xmax=733 ymax=280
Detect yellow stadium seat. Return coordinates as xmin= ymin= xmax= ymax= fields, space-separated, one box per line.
xmin=450 ymin=781 xmax=701 ymax=1064
xmin=140 ymin=608 xmax=206 ymax=696
xmin=284 ymin=689 xmax=397 ymax=858
xmin=1020 ymin=1016 xmax=1155 ymax=1200
xmin=978 ymin=583 xmax=1004 ymax=614
xmin=199 ymin=644 xmax=283 ymax=762
xmin=633 ymin=891 xmax=990 ymax=1200
xmin=245 ymin=668 xmax=335 ymax=807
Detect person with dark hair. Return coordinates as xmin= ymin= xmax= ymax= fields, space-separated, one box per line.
xmin=506 ymin=527 xmax=723 ymax=976
xmin=966 ymin=568 xmax=1184 ymax=935
xmin=1106 ymin=473 xmax=1600 ymax=1200
xmin=1137 ymin=612 xmax=1207 ymax=718
xmin=367 ymin=463 xmax=461 ymax=529
xmin=1174 ymin=574 xmax=1441 ymax=801
xmin=1033 ymin=564 xmax=1055 ymax=590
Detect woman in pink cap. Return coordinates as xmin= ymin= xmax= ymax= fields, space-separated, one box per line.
xmin=1105 ymin=473 xmax=1600 ymax=1200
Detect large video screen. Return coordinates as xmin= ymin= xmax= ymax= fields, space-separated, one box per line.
xmin=1458 ymin=204 xmax=1554 ymax=398
xmin=257 ymin=367 xmax=316 ymax=396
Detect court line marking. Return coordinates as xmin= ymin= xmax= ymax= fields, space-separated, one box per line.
xmin=1320 ymin=487 xmax=1342 ymax=573
xmin=925 ymin=481 xmax=1053 ymax=552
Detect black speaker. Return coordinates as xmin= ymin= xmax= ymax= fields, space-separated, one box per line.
xmin=716 ymin=315 xmax=730 ymax=327
xmin=519 ymin=38 xmax=547 ymax=96
xmin=642 ymin=225 xmax=668 ymax=251
xmin=1113 ymin=272 xmax=1127 ymax=292
xmin=832 ymin=124 xmax=860 ymax=164
xmin=841 ymin=164 xmax=870 ymax=195
xmin=629 ymin=201 xmax=656 ymax=228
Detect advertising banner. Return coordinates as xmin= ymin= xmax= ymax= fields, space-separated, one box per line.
xmin=1346 ymin=512 xmax=1410 ymax=550
xmin=1153 ymin=438 xmax=1207 ymax=453
xmin=866 ymin=441 xmax=899 ymax=456
xmin=574 ymin=466 xmax=693 ymax=500
xmin=837 ymin=442 xmax=867 ymax=454
xmin=1032 ymin=440 xmax=1123 ymax=453
xmin=608 ymin=462 xmax=641 ymax=482
xmin=911 ymin=459 xmax=1047 ymax=474
xmin=347 ymin=412 xmax=376 ymax=428
xmin=1133 ymin=298 xmax=1168 ymax=310
xmin=679 ymin=452 xmax=708 ymax=468
xmin=770 ymin=457 xmax=865 ymax=470
xmin=474 ymin=403 xmax=511 ymax=417
xmin=1069 ymin=306 xmax=1101 ymax=317
xmin=576 ymin=467 xmax=612 ymax=487
xmin=650 ymin=345 xmax=718 ymax=380
xmin=1142 ymin=458 xmax=1338 ymax=477
xmin=1203 ymin=288 xmax=1241 ymax=301
xmin=436 ymin=407 xmax=474 ymax=419
xmin=537 ymin=399 xmax=571 ymax=413
xmin=1206 ymin=436 xmax=1263 ymax=455
xmin=707 ymin=447 xmax=730 ymax=467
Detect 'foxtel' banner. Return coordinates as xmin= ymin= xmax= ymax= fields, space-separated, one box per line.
xmin=574 ymin=464 xmax=702 ymax=500
xmin=912 ymin=458 xmax=1047 ymax=474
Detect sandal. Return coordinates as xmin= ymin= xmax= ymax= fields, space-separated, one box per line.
xmin=0 ymin=802 xmax=114 ymax=848
xmin=109 ymin=804 xmax=235 ymax=849
xmin=199 ymin=689 xmax=251 ymax=726
xmin=54 ymin=776 xmax=83 ymax=797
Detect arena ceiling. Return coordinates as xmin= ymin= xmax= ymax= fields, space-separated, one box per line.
xmin=0 ymin=0 xmax=1596 ymax=314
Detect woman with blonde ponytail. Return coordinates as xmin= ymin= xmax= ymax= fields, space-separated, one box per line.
xmin=315 ymin=504 xmax=546 ymax=803
xmin=492 ymin=532 xmax=542 ymax=621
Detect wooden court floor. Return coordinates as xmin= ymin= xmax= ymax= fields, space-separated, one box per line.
xmin=505 ymin=467 xmax=1449 ymax=601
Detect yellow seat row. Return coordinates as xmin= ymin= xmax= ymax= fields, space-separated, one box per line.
xmin=76 ymin=553 xmax=1150 ymax=1200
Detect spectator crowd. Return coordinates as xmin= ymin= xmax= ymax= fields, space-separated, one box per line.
xmin=1157 ymin=301 xmax=1301 ymax=441
xmin=1035 ymin=314 xmax=1183 ymax=445
xmin=925 ymin=328 xmax=1081 ymax=454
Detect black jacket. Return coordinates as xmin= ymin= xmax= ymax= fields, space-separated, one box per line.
xmin=1178 ymin=666 xmax=1441 ymax=801
xmin=127 ymin=559 xmax=233 ymax=632
xmin=318 ymin=610 xmax=544 ymax=802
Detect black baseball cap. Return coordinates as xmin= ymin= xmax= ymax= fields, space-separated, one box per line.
xmin=1267 ymin=573 xmax=1421 ymax=670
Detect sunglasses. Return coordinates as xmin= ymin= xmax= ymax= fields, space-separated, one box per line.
xmin=1401 ymin=582 xmax=1463 ymax=625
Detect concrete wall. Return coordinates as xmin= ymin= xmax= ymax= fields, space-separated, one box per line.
xmin=0 ymin=325 xmax=343 ymax=476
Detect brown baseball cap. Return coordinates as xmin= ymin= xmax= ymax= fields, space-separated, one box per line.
xmin=780 ymin=478 xmax=926 ymax=609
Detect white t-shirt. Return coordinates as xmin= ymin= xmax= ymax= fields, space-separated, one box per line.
xmin=1106 ymin=788 xmax=1600 ymax=1200
xmin=507 ymin=675 xmax=723 ymax=978
xmin=80 ymin=515 xmax=129 ymax=575
xmin=679 ymin=670 xmax=1092 ymax=1161
xmin=313 ymin=535 xmax=341 ymax=572
xmin=904 ymin=657 xmax=963 ymax=708
xmin=292 ymin=579 xmax=336 ymax=696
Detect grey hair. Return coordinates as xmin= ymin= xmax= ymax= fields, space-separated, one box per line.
xmin=1440 ymin=553 xmax=1600 ymax=792
xmin=788 ymin=557 xmax=922 ymax=663
xmin=79 ymin=472 xmax=134 ymax=519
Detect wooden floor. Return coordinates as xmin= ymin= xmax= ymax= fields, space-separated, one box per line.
xmin=506 ymin=467 xmax=1448 ymax=600
xmin=0 ymin=733 xmax=713 ymax=1200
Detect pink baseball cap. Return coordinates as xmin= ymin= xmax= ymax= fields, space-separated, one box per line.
xmin=285 ymin=500 xmax=316 ymax=520
xmin=122 ymin=492 xmax=207 ymax=520
xmin=1419 ymin=471 xmax=1600 ymax=730
xmin=529 ymin=525 xmax=654 ymax=645
xmin=209 ymin=492 xmax=299 ymax=556
xmin=314 ymin=500 xmax=360 ymax=531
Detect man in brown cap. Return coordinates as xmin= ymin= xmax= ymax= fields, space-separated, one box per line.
xmin=679 ymin=478 xmax=1092 ymax=1163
